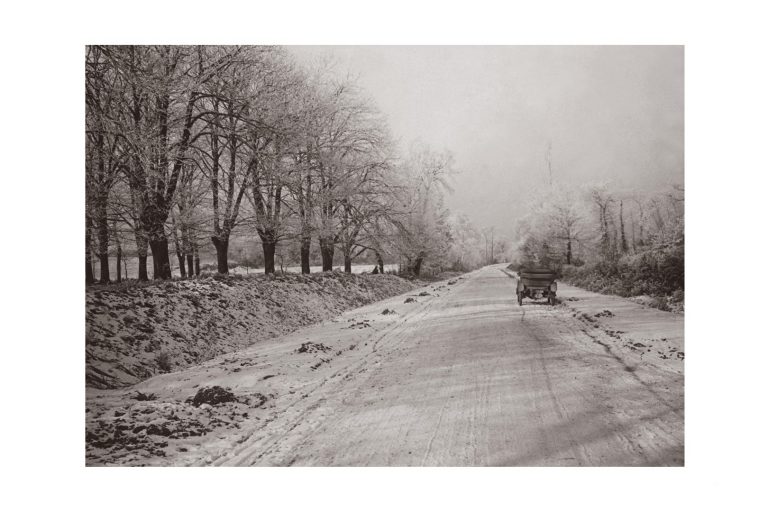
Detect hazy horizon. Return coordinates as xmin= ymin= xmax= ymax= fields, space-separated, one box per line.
xmin=289 ymin=46 xmax=684 ymax=238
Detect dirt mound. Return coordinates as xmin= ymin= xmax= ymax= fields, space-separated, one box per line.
xmin=297 ymin=342 xmax=331 ymax=354
xmin=189 ymin=386 xmax=236 ymax=407
xmin=86 ymin=272 xmax=416 ymax=389
xmin=86 ymin=389 xmax=275 ymax=465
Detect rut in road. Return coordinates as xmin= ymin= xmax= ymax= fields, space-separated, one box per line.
xmin=211 ymin=295 xmax=442 ymax=466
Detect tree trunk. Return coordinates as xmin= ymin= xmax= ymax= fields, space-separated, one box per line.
xmin=376 ymin=252 xmax=384 ymax=274
xmin=150 ymin=238 xmax=172 ymax=280
xmin=172 ymin=222 xmax=186 ymax=278
xmin=86 ymin=259 xmax=94 ymax=285
xmin=97 ymin=206 xmax=110 ymax=284
xmin=86 ymin=214 xmax=94 ymax=285
xmin=300 ymin=236 xmax=311 ymax=274
xmin=115 ymin=244 xmax=122 ymax=283
xmin=112 ymin=221 xmax=122 ymax=284
xmin=135 ymin=230 xmax=149 ymax=281
xmin=413 ymin=256 xmax=424 ymax=277
xmin=319 ymin=237 xmax=335 ymax=271
xmin=566 ymin=239 xmax=572 ymax=265
xmin=194 ymin=248 xmax=201 ymax=276
xmin=134 ymin=255 xmax=146 ymax=281
xmin=619 ymin=201 xmax=628 ymax=254
xmin=187 ymin=254 xmax=194 ymax=277
xmin=98 ymin=253 xmax=110 ymax=284
xmin=177 ymin=251 xmax=186 ymax=277
xmin=343 ymin=250 xmax=352 ymax=273
xmin=262 ymin=241 xmax=276 ymax=274
xmin=211 ymin=235 xmax=229 ymax=274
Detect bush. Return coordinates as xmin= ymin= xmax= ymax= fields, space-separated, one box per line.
xmin=560 ymin=245 xmax=683 ymax=301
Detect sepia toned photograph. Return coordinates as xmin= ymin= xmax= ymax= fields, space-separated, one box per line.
xmin=84 ymin=45 xmax=683 ymax=467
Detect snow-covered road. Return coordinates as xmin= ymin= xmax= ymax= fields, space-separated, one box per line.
xmin=86 ymin=265 xmax=683 ymax=466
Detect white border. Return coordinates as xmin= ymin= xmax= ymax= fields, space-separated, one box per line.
xmin=2 ymin=1 xmax=767 ymax=511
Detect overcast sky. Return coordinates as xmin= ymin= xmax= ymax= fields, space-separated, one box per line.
xmin=289 ymin=46 xmax=683 ymax=237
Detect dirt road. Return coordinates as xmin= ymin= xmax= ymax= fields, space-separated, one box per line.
xmin=86 ymin=265 xmax=683 ymax=466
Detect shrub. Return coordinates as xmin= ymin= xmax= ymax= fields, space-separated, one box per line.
xmin=560 ymin=245 xmax=683 ymax=307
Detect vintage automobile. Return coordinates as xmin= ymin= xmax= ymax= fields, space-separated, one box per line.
xmin=516 ymin=267 xmax=558 ymax=306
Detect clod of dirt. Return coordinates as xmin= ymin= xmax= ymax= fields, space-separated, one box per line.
xmin=189 ymin=386 xmax=236 ymax=407
xmin=595 ymin=310 xmax=614 ymax=318
xmin=248 ymin=393 xmax=269 ymax=408
xmin=381 ymin=308 xmax=397 ymax=315
xmin=418 ymin=291 xmax=431 ymax=297
xmin=133 ymin=391 xmax=157 ymax=401
xmin=447 ymin=280 xmax=457 ymax=285
xmin=146 ymin=423 xmax=173 ymax=436
xmin=404 ymin=297 xmax=417 ymax=304
xmin=297 ymin=341 xmax=332 ymax=353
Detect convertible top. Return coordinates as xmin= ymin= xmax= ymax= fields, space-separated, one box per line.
xmin=519 ymin=268 xmax=557 ymax=278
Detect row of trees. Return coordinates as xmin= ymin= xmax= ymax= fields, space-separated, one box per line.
xmin=86 ymin=45 xmax=478 ymax=284
xmin=515 ymin=182 xmax=684 ymax=268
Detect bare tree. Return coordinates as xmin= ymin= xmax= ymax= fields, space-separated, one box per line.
xmin=393 ymin=141 xmax=455 ymax=276
xmin=98 ymin=45 xmax=245 ymax=279
xmin=245 ymin=51 xmax=306 ymax=274
xmin=590 ymin=184 xmax=615 ymax=261
xmin=194 ymin=48 xmax=265 ymax=274
xmin=86 ymin=45 xmax=127 ymax=283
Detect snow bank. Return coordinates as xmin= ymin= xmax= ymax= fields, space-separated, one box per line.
xmin=86 ymin=272 xmax=415 ymax=389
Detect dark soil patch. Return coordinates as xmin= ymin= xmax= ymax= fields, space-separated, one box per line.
xmin=248 ymin=393 xmax=270 ymax=408
xmin=189 ymin=386 xmax=236 ymax=407
xmin=297 ymin=341 xmax=332 ymax=353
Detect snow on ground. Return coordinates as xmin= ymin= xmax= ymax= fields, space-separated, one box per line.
xmin=554 ymin=283 xmax=684 ymax=373
xmin=86 ymin=272 xmax=415 ymax=389
xmin=86 ymin=268 xmax=682 ymax=466
xmin=502 ymin=268 xmax=684 ymax=373
xmin=85 ymin=274 xmax=466 ymax=466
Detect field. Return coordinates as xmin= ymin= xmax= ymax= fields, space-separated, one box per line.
xmin=92 ymin=256 xmax=399 ymax=280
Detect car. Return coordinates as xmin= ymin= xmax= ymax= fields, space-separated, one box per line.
xmin=516 ymin=267 xmax=558 ymax=306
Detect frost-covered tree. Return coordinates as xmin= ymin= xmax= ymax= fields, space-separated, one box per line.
xmin=392 ymin=141 xmax=455 ymax=276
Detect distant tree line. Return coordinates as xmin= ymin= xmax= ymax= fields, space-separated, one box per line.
xmin=86 ymin=45 xmax=485 ymax=284
xmin=514 ymin=182 xmax=684 ymax=297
